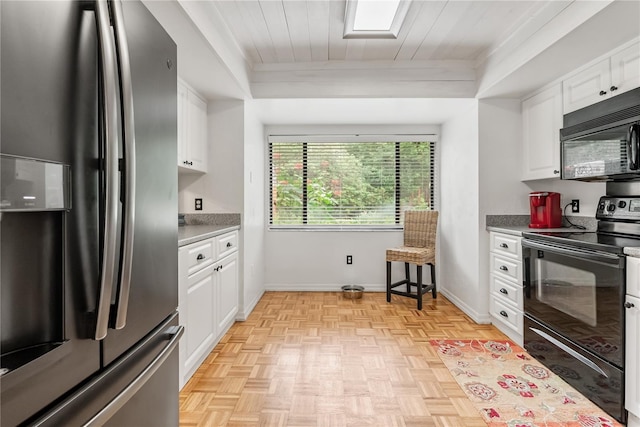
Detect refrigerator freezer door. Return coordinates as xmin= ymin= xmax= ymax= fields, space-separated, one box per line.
xmin=101 ymin=0 xmax=178 ymax=365
xmin=1 ymin=2 xmax=102 ymax=425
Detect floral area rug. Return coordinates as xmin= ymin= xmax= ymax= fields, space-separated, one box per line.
xmin=430 ymin=339 xmax=622 ymax=427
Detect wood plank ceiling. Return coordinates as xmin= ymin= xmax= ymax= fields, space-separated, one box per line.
xmin=211 ymin=0 xmax=562 ymax=66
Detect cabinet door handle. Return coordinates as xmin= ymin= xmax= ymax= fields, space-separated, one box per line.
xmin=553 ymin=170 xmax=560 ymax=174
xmin=499 ymin=288 xmax=508 ymax=295
xmin=625 ymin=302 xmax=635 ymax=309
xmin=499 ymin=310 xmax=508 ymax=318
xmin=499 ymin=265 xmax=509 ymax=271
xmin=499 ymin=243 xmax=508 ymax=249
xmin=610 ymin=85 xmax=618 ymax=92
xmin=196 ymin=254 xmax=205 ymax=260
xmin=599 ymin=90 xmax=607 ymax=96
xmin=226 ymin=242 xmax=232 ymax=248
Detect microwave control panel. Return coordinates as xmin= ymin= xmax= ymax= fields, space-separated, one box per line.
xmin=596 ymin=197 xmax=640 ymax=220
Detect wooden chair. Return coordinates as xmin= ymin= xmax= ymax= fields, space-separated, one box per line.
xmin=386 ymin=210 xmax=438 ymax=310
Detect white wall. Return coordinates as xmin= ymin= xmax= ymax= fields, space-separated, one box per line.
xmin=438 ymin=101 xmax=486 ymax=321
xmin=242 ymin=101 xmax=266 ymax=317
xmin=178 ymin=100 xmax=244 ymax=213
xmin=477 ymin=99 xmax=526 ymax=323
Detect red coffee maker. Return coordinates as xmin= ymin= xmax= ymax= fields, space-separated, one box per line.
xmin=529 ymin=192 xmax=562 ymax=228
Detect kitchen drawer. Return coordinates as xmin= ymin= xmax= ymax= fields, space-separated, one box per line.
xmin=217 ymin=230 xmax=238 ymax=259
xmin=185 ymin=238 xmax=215 ymax=276
xmin=490 ymin=253 xmax=522 ymax=283
xmin=490 ymin=232 xmax=522 ymax=260
xmin=490 ymin=297 xmax=523 ymax=335
xmin=490 ymin=274 xmax=523 ymax=310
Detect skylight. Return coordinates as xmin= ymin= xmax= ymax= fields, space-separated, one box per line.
xmin=344 ymin=0 xmax=411 ymax=39
xmin=353 ymin=0 xmax=400 ymax=31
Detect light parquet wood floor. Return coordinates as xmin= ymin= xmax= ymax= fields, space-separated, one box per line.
xmin=180 ymin=292 xmax=507 ymax=427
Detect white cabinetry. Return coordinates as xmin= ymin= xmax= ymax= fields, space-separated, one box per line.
xmin=626 ymin=256 xmax=640 ymax=425
xmin=563 ymin=41 xmax=640 ymax=114
xmin=489 ymin=231 xmax=523 ymax=346
xmin=178 ymin=229 xmax=239 ymax=389
xmin=521 ymin=84 xmax=562 ymax=181
xmin=177 ymin=80 xmax=208 ymax=173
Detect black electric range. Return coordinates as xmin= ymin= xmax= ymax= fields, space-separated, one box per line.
xmin=520 ymin=195 xmax=640 ymax=424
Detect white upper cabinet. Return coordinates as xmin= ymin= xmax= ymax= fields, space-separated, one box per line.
xmin=610 ymin=42 xmax=640 ymax=97
xmin=177 ymin=80 xmax=208 ymax=173
xmin=521 ymin=83 xmax=563 ymax=181
xmin=563 ymin=41 xmax=640 ymax=114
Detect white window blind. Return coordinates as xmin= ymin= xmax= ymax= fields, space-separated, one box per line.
xmin=268 ymin=136 xmax=435 ymax=228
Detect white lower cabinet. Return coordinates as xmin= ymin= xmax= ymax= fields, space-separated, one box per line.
xmin=178 ymin=230 xmax=239 ymax=389
xmin=488 ymin=231 xmax=524 ymax=346
xmin=216 ymin=251 xmax=239 ymax=334
xmin=626 ymin=257 xmax=640 ymax=424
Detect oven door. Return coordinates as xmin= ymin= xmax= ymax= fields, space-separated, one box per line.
xmin=522 ymin=238 xmax=625 ymax=367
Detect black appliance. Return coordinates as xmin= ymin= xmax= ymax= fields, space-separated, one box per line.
xmin=561 ymin=87 xmax=640 ymax=181
xmin=521 ymin=189 xmax=640 ymax=423
xmin=1 ymin=1 xmax=182 ymax=425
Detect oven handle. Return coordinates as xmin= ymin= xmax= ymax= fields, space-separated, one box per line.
xmin=529 ymin=327 xmax=608 ymax=378
xmin=522 ymin=239 xmax=623 ymax=267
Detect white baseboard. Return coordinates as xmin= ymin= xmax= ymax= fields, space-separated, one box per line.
xmin=265 ymin=283 xmax=386 ymax=292
xmin=439 ymin=288 xmax=492 ymax=324
xmin=236 ymin=288 xmax=266 ymax=321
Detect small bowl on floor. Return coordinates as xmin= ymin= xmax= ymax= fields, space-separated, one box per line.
xmin=341 ymin=285 xmax=364 ymax=299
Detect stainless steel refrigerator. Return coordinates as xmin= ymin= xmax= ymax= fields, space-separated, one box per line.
xmin=1 ymin=0 xmax=182 ymax=425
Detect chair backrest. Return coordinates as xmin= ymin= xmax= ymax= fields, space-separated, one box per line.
xmin=403 ymin=210 xmax=438 ymax=248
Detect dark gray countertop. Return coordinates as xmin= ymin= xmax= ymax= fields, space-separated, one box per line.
xmin=178 ymin=225 xmax=240 ymax=247
xmin=486 ymin=225 xmax=592 ymax=237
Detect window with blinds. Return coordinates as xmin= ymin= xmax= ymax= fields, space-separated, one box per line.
xmin=268 ymin=136 xmax=435 ymax=228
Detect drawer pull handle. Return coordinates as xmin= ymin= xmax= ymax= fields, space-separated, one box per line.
xmin=625 ymin=302 xmax=635 ymax=309
xmin=599 ymin=90 xmax=607 ymax=96
xmin=499 ymin=265 xmax=508 ymax=271
xmin=499 ymin=288 xmax=508 ymax=295
xmin=499 ymin=243 xmax=508 ymax=249
xmin=196 ymin=254 xmax=205 ymax=261
xmin=499 ymin=310 xmax=508 ymax=318
xmin=610 ymin=85 xmax=618 ymax=92
xmin=226 ymin=242 xmax=232 ymax=248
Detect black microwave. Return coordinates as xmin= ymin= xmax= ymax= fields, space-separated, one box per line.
xmin=560 ymin=87 xmax=640 ymax=181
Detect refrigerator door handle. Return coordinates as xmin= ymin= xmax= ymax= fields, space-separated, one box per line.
xmin=111 ymin=0 xmax=136 ymax=330
xmin=94 ymin=0 xmax=120 ymax=341
xmin=83 ymin=325 xmax=184 ymax=427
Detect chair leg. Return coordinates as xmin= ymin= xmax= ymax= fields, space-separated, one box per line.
xmin=386 ymin=261 xmax=391 ymax=303
xmin=417 ymin=265 xmax=423 ymax=310
xmin=430 ymin=263 xmax=437 ymax=299
xmin=405 ymin=263 xmax=411 ymax=294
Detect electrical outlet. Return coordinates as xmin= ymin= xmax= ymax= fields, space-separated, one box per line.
xmin=571 ymin=199 xmax=580 ymax=213
xmin=346 ymin=255 xmax=352 ymax=265
xmin=195 ymin=198 xmax=202 ymax=211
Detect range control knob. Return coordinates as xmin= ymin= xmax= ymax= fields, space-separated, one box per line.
xmin=607 ymin=204 xmax=616 ymax=212
xmin=599 ymin=203 xmax=606 ymax=211
xmin=619 ymin=201 xmax=627 ymax=209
